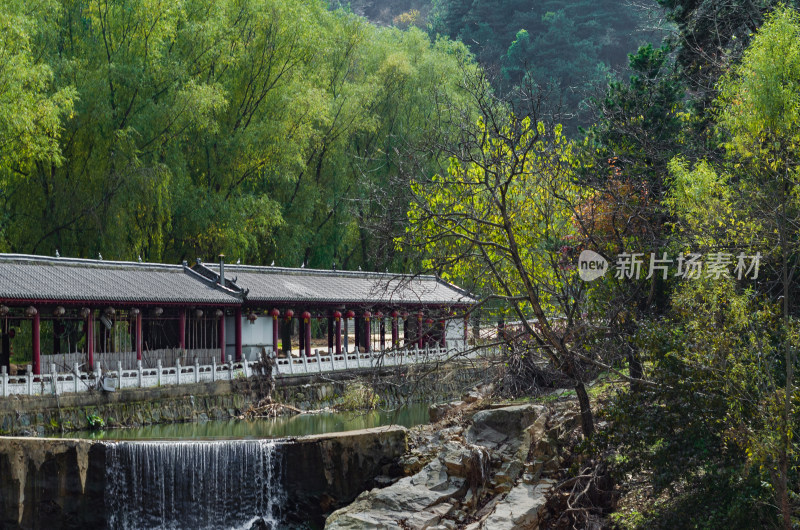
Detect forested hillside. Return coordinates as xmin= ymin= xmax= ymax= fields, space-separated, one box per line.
xmin=0 ymin=0 xmax=474 ymax=269
xmin=333 ymin=0 xmax=666 ymax=133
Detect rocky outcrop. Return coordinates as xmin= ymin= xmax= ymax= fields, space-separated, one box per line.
xmin=280 ymin=426 xmax=409 ymax=527
xmin=325 ymin=396 xmax=583 ymax=530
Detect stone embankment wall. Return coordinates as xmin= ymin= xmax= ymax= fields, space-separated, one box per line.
xmin=0 ymin=426 xmax=408 ymax=529
xmin=0 ymin=380 xmax=254 ymax=436
xmin=0 ymin=362 xmax=496 ymax=436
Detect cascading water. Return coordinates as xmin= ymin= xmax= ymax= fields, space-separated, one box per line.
xmin=105 ymin=439 xmax=284 ymax=530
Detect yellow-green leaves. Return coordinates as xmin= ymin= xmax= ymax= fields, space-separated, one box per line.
xmin=717 ymin=6 xmax=800 ymax=168
xmin=406 ymin=116 xmax=585 ymax=318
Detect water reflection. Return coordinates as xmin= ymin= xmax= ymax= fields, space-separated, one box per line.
xmin=59 ymin=403 xmax=431 ymax=440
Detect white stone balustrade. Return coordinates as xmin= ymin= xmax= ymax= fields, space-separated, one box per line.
xmin=0 ymin=345 xmax=488 ymax=397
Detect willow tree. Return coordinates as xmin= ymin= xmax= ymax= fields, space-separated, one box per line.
xmin=0 ymin=0 xmax=74 ymax=251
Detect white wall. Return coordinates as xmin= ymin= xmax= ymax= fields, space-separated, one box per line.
xmin=446 ymin=319 xmax=466 ymax=351
xmin=225 ymin=315 xmax=274 ymax=361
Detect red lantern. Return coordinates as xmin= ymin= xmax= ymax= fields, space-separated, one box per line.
xmin=345 ymin=310 xmax=355 ymax=319
xmin=425 ymin=318 xmax=434 ymax=325
xmin=363 ymin=311 xmax=371 ymax=321
xmin=270 ymin=308 xmax=280 ymax=319
xmin=247 ymin=312 xmax=258 ymax=324
xmin=400 ymin=311 xmax=408 ymax=319
xmin=390 ymin=310 xmax=399 ymax=318
xmin=285 ymin=309 xmax=294 ymax=321
xmin=333 ymin=310 xmax=342 ymax=321
xmin=375 ymin=311 xmax=384 ymax=319
xmin=301 ymin=311 xmax=311 ymax=323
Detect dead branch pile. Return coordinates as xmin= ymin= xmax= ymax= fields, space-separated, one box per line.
xmin=238 ymin=400 xmax=303 ymax=419
xmin=499 ymin=342 xmax=573 ymax=397
xmin=543 ymin=458 xmax=616 ymax=529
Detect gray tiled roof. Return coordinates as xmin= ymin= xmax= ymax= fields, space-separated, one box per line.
xmin=0 ymin=255 xmax=240 ymax=305
xmin=209 ymin=264 xmax=477 ymax=306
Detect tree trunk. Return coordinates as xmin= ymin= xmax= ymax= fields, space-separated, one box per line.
xmin=574 ymin=381 xmax=594 ymax=437
xmin=779 ymin=179 xmax=793 ymax=530
xmin=628 ymin=345 xmax=643 ymax=393
xmin=1 ymin=320 xmax=9 ymax=373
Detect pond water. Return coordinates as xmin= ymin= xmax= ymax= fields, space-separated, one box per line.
xmin=56 ymin=402 xmax=432 ymax=441
xmin=42 ymin=403 xmax=434 ymax=528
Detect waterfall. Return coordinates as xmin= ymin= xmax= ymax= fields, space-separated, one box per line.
xmin=105 ymin=440 xmax=284 ymax=530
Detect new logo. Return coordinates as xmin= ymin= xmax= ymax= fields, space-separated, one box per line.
xmin=578 ymin=250 xmax=609 ymax=281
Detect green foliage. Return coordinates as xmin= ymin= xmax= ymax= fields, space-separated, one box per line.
xmin=0 ymin=0 xmax=474 ymax=272
xmin=582 ymin=7 xmax=800 ymax=526
xmin=717 ymin=6 xmax=800 ymax=173
xmin=603 ymin=279 xmax=783 ymax=528
xmin=338 ymin=382 xmax=379 ymax=411
xmin=407 ymin=116 xmax=586 ymax=318
xmin=86 ymin=413 xmax=105 ymax=431
xmin=0 ymin=0 xmax=75 ymax=168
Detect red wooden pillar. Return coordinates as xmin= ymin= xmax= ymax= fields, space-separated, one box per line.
xmin=425 ymin=318 xmax=434 ymax=347
xmin=85 ymin=309 xmax=94 ymax=370
xmin=135 ymin=311 xmax=143 ymax=361
xmin=402 ymin=312 xmax=409 ymax=346
xmin=179 ymin=309 xmax=186 ymax=352
xmin=218 ymin=309 xmax=226 ymax=363
xmin=391 ymin=311 xmax=399 ymax=348
xmin=270 ymin=309 xmax=280 ymax=354
xmin=345 ymin=310 xmax=354 ymax=353
xmin=440 ymin=317 xmax=447 ymax=348
xmin=30 ymin=308 xmax=40 ymax=375
xmin=327 ymin=315 xmax=334 ymax=351
xmin=298 ymin=316 xmax=306 ymax=355
xmin=377 ymin=312 xmax=385 ymax=351
xmin=284 ymin=309 xmax=295 ymax=355
xmin=417 ymin=312 xmax=424 ymax=348
xmin=302 ymin=311 xmax=311 ymax=357
xmin=333 ymin=311 xmax=342 ymax=355
xmin=363 ymin=311 xmax=371 ymax=353
xmin=235 ymin=307 xmax=242 ymax=362
xmin=354 ymin=315 xmax=361 ymax=351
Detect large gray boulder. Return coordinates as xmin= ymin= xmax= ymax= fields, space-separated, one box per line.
xmin=466 ymin=404 xmax=545 ymax=451
xmin=467 ymin=479 xmax=555 ymax=530
xmin=325 ymin=459 xmax=465 ymax=529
